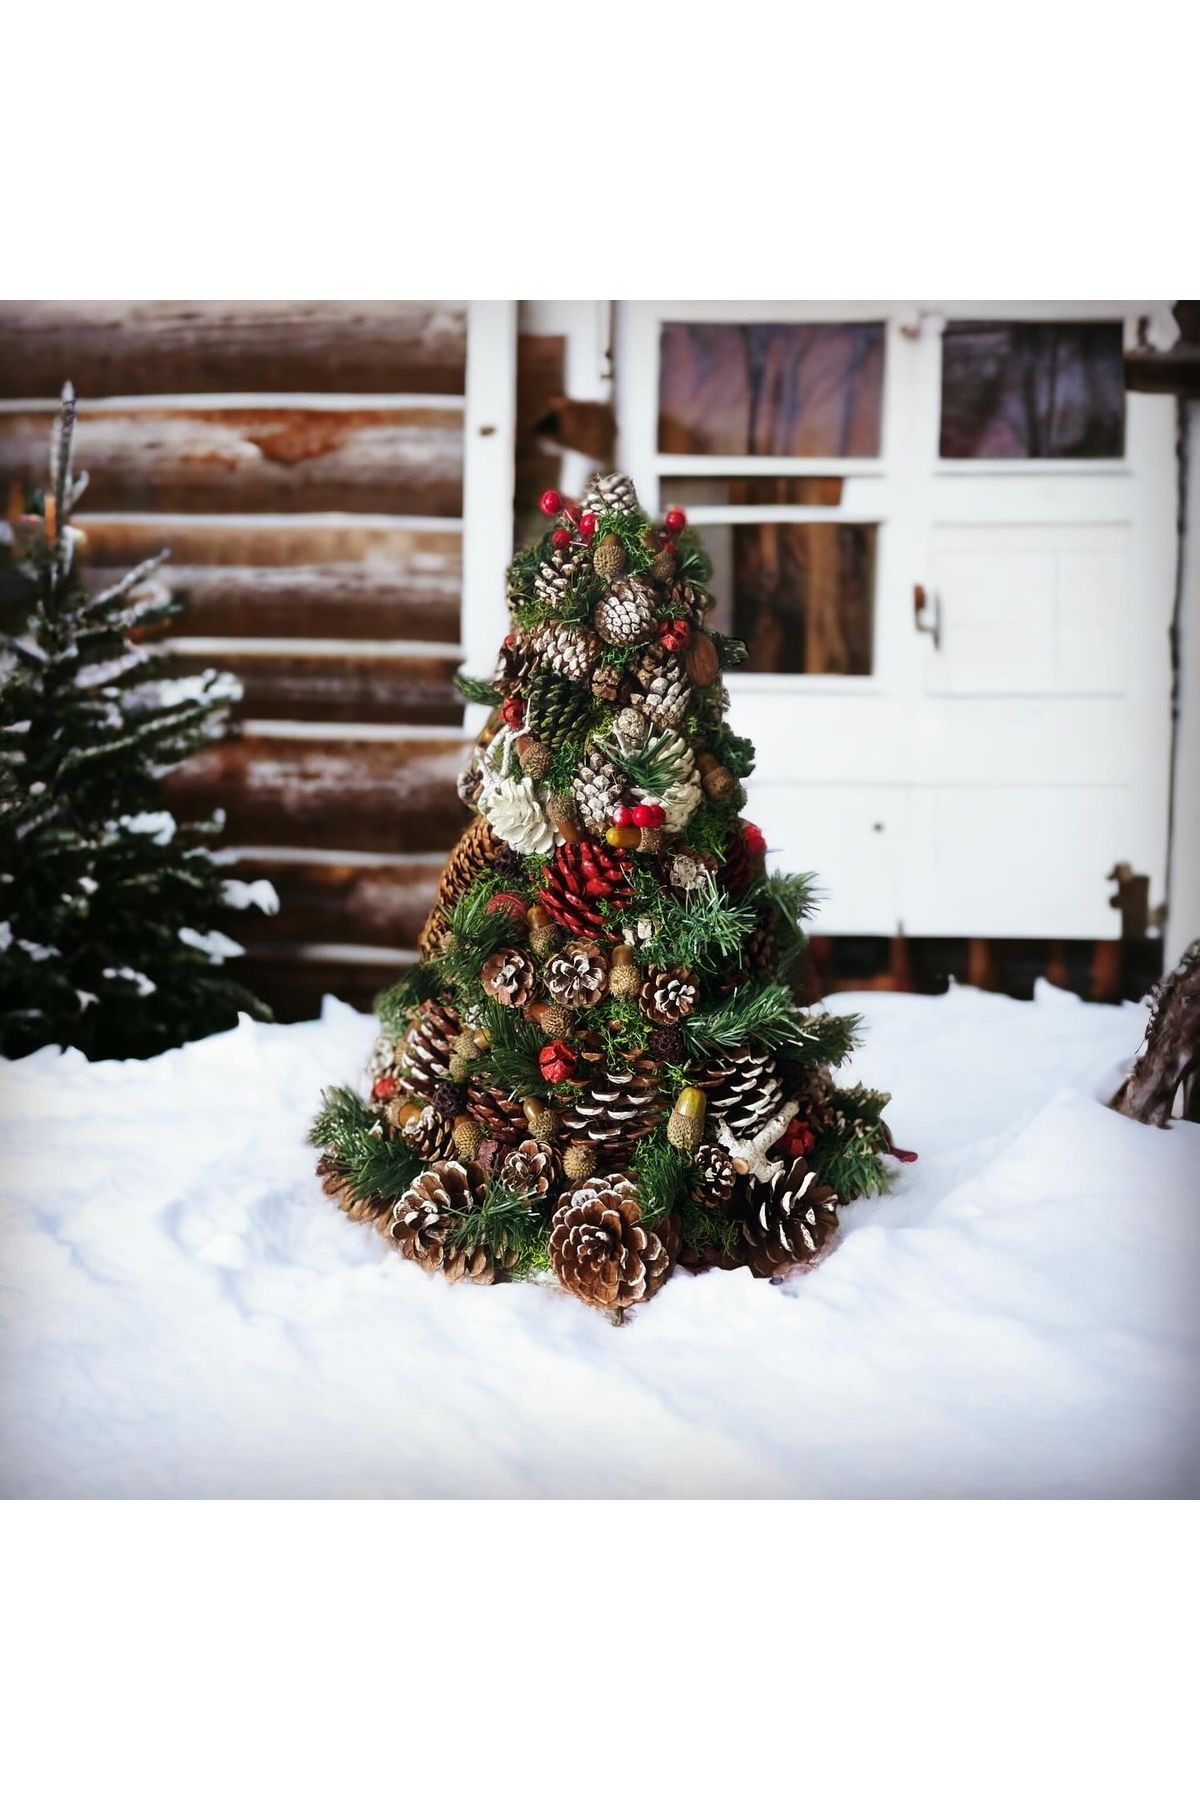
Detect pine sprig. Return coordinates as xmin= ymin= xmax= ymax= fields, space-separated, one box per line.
xmin=375 ymin=961 xmax=443 ymax=1036
xmin=309 ymin=1085 xmax=422 ymax=1206
xmin=447 ymin=1176 xmax=548 ymax=1274
xmin=648 ymin=871 xmax=758 ymax=973
xmin=630 ymin=1131 xmax=691 ymax=1225
xmin=453 ymin=672 xmax=502 ymax=707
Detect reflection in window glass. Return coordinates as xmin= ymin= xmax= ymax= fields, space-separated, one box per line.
xmin=703 ymin=522 xmax=876 ymax=676
xmin=658 ymin=322 xmax=885 ymax=457
xmin=939 ymin=320 xmax=1125 ymax=459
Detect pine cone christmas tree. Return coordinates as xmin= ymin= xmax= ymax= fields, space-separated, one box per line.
xmin=548 ymin=1174 xmax=675 ymax=1311
xmin=736 ymin=1160 xmax=839 ymax=1279
xmin=313 ymin=471 xmax=905 ymax=1312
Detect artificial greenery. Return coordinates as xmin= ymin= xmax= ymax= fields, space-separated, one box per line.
xmin=453 ymin=672 xmax=502 ymax=707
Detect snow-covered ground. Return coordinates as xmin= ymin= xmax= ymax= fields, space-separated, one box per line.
xmin=1 ymin=982 xmax=1196 ymax=1498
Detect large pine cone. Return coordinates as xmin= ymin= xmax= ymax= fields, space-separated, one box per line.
xmin=418 ymin=815 xmax=506 ymax=956
xmin=548 ymin=1174 xmax=674 ymax=1311
xmin=571 ymin=749 xmax=625 ymax=836
xmin=639 ymin=966 xmax=698 ymax=1024
xmin=529 ymin=621 xmax=600 ymax=685
xmin=737 ymin=1159 xmax=839 ymax=1279
xmin=696 ymin=1045 xmax=785 ymax=1138
xmin=466 ymin=1074 xmax=528 ymax=1144
xmin=538 ymin=840 xmax=634 ymax=938
xmin=594 ymin=576 xmax=657 ymax=647
xmin=545 ymin=942 xmax=609 ymax=1008
xmin=316 ymin=1154 xmax=394 ymax=1230
xmin=481 ymin=947 xmax=536 ymax=1007
xmin=534 ymin=551 xmax=586 ymax=609
xmin=526 ymin=667 xmax=591 ymax=750
xmin=629 ymin=647 xmax=690 ymax=729
xmin=397 ymin=1000 xmax=462 ymax=1100
xmin=561 ymin=1057 xmax=665 ymax=1155
xmin=389 ymin=1159 xmax=516 ymax=1284
xmin=497 ymin=1137 xmax=560 ymax=1206
xmin=583 ymin=471 xmax=641 ymax=517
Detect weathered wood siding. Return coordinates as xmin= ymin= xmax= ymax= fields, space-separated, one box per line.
xmin=0 ymin=302 xmax=474 ymax=1013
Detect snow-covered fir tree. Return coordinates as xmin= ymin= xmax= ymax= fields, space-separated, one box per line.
xmin=0 ymin=386 xmax=275 ymax=1059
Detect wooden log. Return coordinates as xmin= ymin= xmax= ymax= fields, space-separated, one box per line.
xmin=1110 ymin=940 xmax=1200 ymax=1125
xmin=0 ymin=405 xmax=463 ymax=516
xmin=0 ymin=301 xmax=466 ymax=398
xmin=239 ymin=952 xmax=406 ymax=1022
xmin=168 ymin=648 xmax=462 ymax=726
xmin=225 ymin=854 xmax=442 ymax=949
xmin=164 ymin=732 xmax=469 ymax=853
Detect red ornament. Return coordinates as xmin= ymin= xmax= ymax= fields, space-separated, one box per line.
xmin=550 ymin=527 xmax=571 ymax=550
xmin=613 ymin=804 xmax=635 ymax=827
xmin=664 ymin=508 xmax=687 ymax=533
xmin=630 ymin=802 xmax=666 ymax=829
xmin=501 ymin=695 xmax=524 ymax=729
xmin=486 ymin=891 xmax=528 ymax=930
xmin=372 ymin=1076 xmax=398 ymax=1102
xmin=578 ymin=511 xmax=597 ymax=540
xmin=782 ymin=1119 xmax=816 ymax=1160
xmin=742 ymin=821 xmax=767 ymax=858
xmin=538 ymin=1039 xmax=578 ymax=1085
xmin=503 ymin=632 xmax=516 ymax=647
xmin=539 ymin=489 xmax=563 ymax=517
xmin=658 ymin=616 xmax=692 ymax=652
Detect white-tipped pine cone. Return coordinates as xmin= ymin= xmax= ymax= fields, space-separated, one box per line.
xmin=629 ymin=647 xmax=691 ymax=729
xmin=639 ymin=966 xmax=698 ymax=1024
xmin=482 ymin=774 xmax=558 ymax=854
xmin=534 ymin=551 xmax=585 ymax=610
xmin=548 ymin=1173 xmax=675 ymax=1311
xmin=394 ymin=1101 xmax=456 ymax=1161
xmin=390 ymin=1160 xmax=516 ymax=1284
xmin=582 ymin=471 xmax=640 ymax=517
xmin=529 ymin=621 xmax=600 ymax=685
xmin=699 ymin=1046 xmax=786 ymax=1137
xmin=594 ymin=576 xmax=657 ymax=647
xmin=572 ymin=750 xmax=626 ymax=835
xmin=498 ymin=1138 xmax=560 ymax=1205
xmin=628 ymin=725 xmax=701 ymax=833
xmin=544 ymin=942 xmax=609 ymax=1008
xmin=737 ymin=1159 xmax=839 ymax=1280
xmin=481 ymin=947 xmax=537 ymax=1008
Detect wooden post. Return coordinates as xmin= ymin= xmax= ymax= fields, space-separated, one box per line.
xmin=460 ymin=301 xmax=517 ymax=735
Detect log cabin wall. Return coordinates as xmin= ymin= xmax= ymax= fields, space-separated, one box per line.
xmin=0 ymin=301 xmax=472 ymax=1018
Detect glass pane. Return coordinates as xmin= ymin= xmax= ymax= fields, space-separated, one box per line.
xmin=658 ymin=322 xmax=885 ymax=457
xmin=660 ymin=474 xmax=845 ymax=508
xmin=702 ymin=521 xmax=876 ymax=675
xmin=939 ymin=320 xmax=1124 ymax=459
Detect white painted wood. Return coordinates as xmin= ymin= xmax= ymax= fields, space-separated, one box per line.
xmin=1166 ymin=402 xmax=1199 ymax=967
xmin=614 ymin=299 xmax=1179 ymax=941
xmin=460 ymin=300 xmax=517 ymax=731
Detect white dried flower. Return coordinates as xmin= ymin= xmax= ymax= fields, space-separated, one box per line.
xmin=482 ymin=775 xmax=559 ymax=855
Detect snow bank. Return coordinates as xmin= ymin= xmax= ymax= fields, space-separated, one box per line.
xmin=1 ymin=982 xmax=1196 ymax=1498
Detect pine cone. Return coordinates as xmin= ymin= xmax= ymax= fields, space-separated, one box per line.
xmin=397 ymin=1101 xmax=456 ymax=1161
xmin=466 ymin=1074 xmax=528 ymax=1144
xmin=697 ymin=1045 xmax=785 ymax=1138
xmin=492 ymin=843 xmax=524 ymax=881
xmin=594 ymin=576 xmax=657 ymax=647
xmin=397 ymin=1000 xmax=462 ymax=1100
xmin=678 ymin=1236 xmax=744 ymax=1275
xmin=737 ymin=1159 xmax=839 ymax=1279
xmin=640 ymin=966 xmax=698 ymax=1024
xmin=572 ymin=749 xmax=626 ymax=835
xmin=534 ymin=551 xmax=585 ymax=609
xmin=526 ymin=667 xmax=591 ymax=750
xmin=538 ymin=840 xmax=634 ymax=938
xmin=629 ymin=647 xmax=690 ymax=730
xmin=497 ymin=1137 xmax=560 ymax=1206
xmin=583 ymin=471 xmax=641 ymax=517
xmin=666 ymin=579 xmax=711 ymax=626
xmin=493 ymin=635 xmax=537 ymax=694
xmin=481 ymin=947 xmax=536 ymax=1007
xmin=561 ymin=1057 xmax=665 ymax=1155
xmin=530 ymin=621 xmax=600 ymax=685
xmin=389 ymin=1160 xmax=516 ymax=1284
xmin=692 ymin=1141 xmax=737 ymax=1211
xmin=316 ymin=1154 xmax=393 ymax=1230
xmin=720 ymin=822 xmax=765 ymax=896
xmin=591 ymin=662 xmax=626 ymax=705
xmin=791 ymin=1067 xmax=839 ymax=1137
xmin=418 ymin=815 xmax=506 ymax=955
xmin=545 ymin=942 xmax=609 ymax=1008
xmin=548 ymin=1174 xmax=674 ymax=1311
xmin=627 ymin=725 xmax=701 ymax=833
xmin=431 ymin=1079 xmax=467 ymax=1119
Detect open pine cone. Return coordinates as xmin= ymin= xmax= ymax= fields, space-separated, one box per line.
xmin=395 ymin=1101 xmax=456 ymax=1162
xmin=629 ymin=647 xmax=690 ymax=730
xmin=737 ymin=1159 xmax=839 ymax=1280
xmin=545 ymin=942 xmax=609 ymax=1008
xmin=640 ymin=966 xmax=698 ymax=1024
xmin=583 ymin=471 xmax=640 ymax=516
xmin=529 ymin=620 xmax=600 ymax=686
xmin=697 ymin=1045 xmax=785 ymax=1137
xmin=538 ymin=841 xmax=634 ymax=938
xmin=692 ymin=1141 xmax=737 ymax=1211
xmin=498 ymin=1137 xmax=560 ymax=1206
xmin=572 ymin=749 xmax=625 ymax=835
xmin=316 ymin=1154 xmax=394 ymax=1230
xmin=560 ymin=1057 xmax=665 ymax=1156
xmin=548 ymin=1174 xmax=675 ymax=1311
xmin=594 ymin=576 xmax=657 ymax=647
xmin=481 ymin=947 xmax=536 ymax=1008
xmin=396 ymin=1000 xmax=462 ymax=1100
xmin=467 ymin=1072 xmax=530 ymax=1144
xmin=389 ymin=1160 xmax=518 ymax=1284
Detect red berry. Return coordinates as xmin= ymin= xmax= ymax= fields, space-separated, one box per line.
xmin=783 ymin=1119 xmax=815 ymax=1159
xmin=742 ymin=822 xmax=767 ymax=857
xmin=646 ymin=803 xmax=666 ymax=828
xmin=562 ymin=501 xmax=582 ymax=522
xmin=539 ymin=489 xmax=562 ymax=516
xmin=504 ymin=632 xmax=516 ymax=647
xmin=613 ymin=804 xmax=635 ymax=827
xmin=578 ymin=511 xmax=597 ymax=540
xmin=371 ymin=1076 xmax=398 ymax=1101
xmin=661 ymin=538 xmax=678 ymax=557
xmin=486 ymin=891 xmax=527 ymax=928
xmin=501 ymin=695 xmax=524 ymax=728
xmin=664 ymin=507 xmax=687 ymax=533
xmin=550 ymin=527 xmax=571 ymax=550
xmin=630 ymin=803 xmax=656 ymax=828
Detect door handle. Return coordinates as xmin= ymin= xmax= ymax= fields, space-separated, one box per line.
xmin=913 ymin=583 xmax=941 ymax=651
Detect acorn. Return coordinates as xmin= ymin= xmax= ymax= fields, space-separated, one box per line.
xmin=516 ymin=733 xmax=552 ymax=780
xmin=696 ymin=751 xmax=737 ymax=802
xmin=636 ymin=827 xmax=663 ymax=854
xmin=605 ymin=825 xmax=641 ymax=850
xmin=448 ymin=1053 xmax=474 ymax=1083
xmin=562 ymin=1142 xmax=598 ymax=1182
xmin=522 ymin=1096 xmax=559 ymax=1144
xmin=685 ymin=631 xmax=721 ymax=687
xmin=385 ymin=1097 xmax=424 ymax=1133
xmin=452 ymin=1114 xmax=484 ymax=1159
xmin=527 ymin=903 xmax=560 ymax=958
xmin=592 ymin=532 xmax=627 ymax=582
xmin=451 ymin=1030 xmax=480 ymax=1061
xmin=666 ymin=1086 xmax=707 ymax=1155
xmin=528 ymin=999 xmax=572 ymax=1037
xmin=608 ymin=944 xmax=641 ymax=1000
xmin=545 ymin=793 xmax=581 ymax=845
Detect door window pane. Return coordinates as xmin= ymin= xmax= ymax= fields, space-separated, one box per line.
xmin=939 ymin=320 xmax=1124 ymax=459
xmin=658 ymin=322 xmax=885 ymax=457
xmin=702 ymin=521 xmax=877 ymax=675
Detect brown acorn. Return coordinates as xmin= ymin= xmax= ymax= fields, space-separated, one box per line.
xmin=685 ymin=631 xmax=721 ymax=687
xmin=592 ymin=532 xmax=627 ymax=582
xmin=516 ymin=734 xmax=552 ymax=780
xmin=608 ymin=943 xmax=641 ymax=1000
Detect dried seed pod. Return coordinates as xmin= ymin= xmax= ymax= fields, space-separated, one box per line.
xmin=527 ymin=999 xmax=573 ymax=1038
xmin=562 ymin=1142 xmax=598 ymax=1182
xmin=592 ymin=532 xmax=627 ymax=582
xmin=452 ymin=1114 xmax=485 ymax=1160
xmin=608 ymin=943 xmax=641 ymax=1000
xmin=522 ymin=1096 xmax=559 ymax=1144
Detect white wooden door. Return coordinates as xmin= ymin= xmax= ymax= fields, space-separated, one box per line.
xmin=614 ymin=301 xmax=1177 ymax=939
